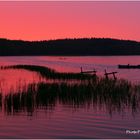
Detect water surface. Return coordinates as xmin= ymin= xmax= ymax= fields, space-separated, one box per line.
xmin=1 ymin=56 xmax=140 ymax=82
xmin=0 ymin=56 xmax=140 ymax=138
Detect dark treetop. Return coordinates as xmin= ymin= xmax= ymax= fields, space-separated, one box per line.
xmin=0 ymin=38 xmax=140 ymax=56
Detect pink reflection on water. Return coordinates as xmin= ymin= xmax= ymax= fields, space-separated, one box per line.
xmin=0 ymin=56 xmax=140 ymax=82
xmin=0 ymin=69 xmax=45 ymax=94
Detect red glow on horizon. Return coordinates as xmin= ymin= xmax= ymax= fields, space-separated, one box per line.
xmin=0 ymin=1 xmax=140 ymax=41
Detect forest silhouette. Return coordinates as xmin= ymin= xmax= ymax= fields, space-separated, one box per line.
xmin=0 ymin=38 xmax=140 ymax=56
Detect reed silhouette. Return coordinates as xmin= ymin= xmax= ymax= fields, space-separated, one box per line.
xmin=0 ymin=64 xmax=140 ymax=116
xmin=2 ymin=78 xmax=140 ymax=116
xmin=1 ymin=65 xmax=95 ymax=80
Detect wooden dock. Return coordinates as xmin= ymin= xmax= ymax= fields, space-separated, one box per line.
xmin=80 ymin=67 xmax=118 ymax=80
xmin=80 ymin=67 xmax=97 ymax=76
xmin=104 ymin=69 xmax=117 ymax=80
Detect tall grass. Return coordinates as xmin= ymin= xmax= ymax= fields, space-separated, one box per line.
xmin=0 ymin=64 xmax=140 ymax=116
xmin=0 ymin=65 xmax=96 ymax=80
xmin=2 ymin=78 xmax=140 ymax=116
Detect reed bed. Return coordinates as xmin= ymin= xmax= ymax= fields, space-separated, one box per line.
xmin=0 ymin=64 xmax=140 ymax=116
xmin=0 ymin=65 xmax=94 ymax=80
xmin=1 ymin=78 xmax=140 ymax=116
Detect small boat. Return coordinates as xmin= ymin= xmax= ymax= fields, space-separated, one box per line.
xmin=118 ymin=64 xmax=140 ymax=69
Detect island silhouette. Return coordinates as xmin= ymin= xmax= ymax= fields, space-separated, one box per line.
xmin=0 ymin=38 xmax=140 ymax=56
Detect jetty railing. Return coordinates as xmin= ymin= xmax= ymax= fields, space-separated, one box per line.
xmin=80 ymin=67 xmax=97 ymax=76
xmin=80 ymin=67 xmax=118 ymax=80
xmin=104 ymin=69 xmax=117 ymax=80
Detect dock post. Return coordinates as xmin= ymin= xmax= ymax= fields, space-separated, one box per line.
xmin=93 ymin=69 xmax=97 ymax=76
xmin=80 ymin=67 xmax=83 ymax=73
xmin=113 ymin=72 xmax=117 ymax=80
xmin=104 ymin=69 xmax=108 ymax=79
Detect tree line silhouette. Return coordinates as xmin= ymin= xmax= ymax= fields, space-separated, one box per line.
xmin=0 ymin=38 xmax=140 ymax=56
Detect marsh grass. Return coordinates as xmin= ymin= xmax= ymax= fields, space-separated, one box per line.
xmin=0 ymin=65 xmax=95 ymax=80
xmin=2 ymin=78 xmax=140 ymax=116
xmin=0 ymin=64 xmax=140 ymax=116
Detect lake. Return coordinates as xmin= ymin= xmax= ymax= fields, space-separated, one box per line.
xmin=1 ymin=56 xmax=140 ymax=82
xmin=0 ymin=56 xmax=140 ymax=139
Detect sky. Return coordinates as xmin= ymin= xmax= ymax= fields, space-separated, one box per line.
xmin=0 ymin=1 xmax=140 ymax=41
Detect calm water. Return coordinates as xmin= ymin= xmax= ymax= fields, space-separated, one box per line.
xmin=0 ymin=56 xmax=140 ymax=138
xmin=1 ymin=56 xmax=140 ymax=82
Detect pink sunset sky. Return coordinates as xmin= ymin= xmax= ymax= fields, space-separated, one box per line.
xmin=0 ymin=1 xmax=140 ymax=41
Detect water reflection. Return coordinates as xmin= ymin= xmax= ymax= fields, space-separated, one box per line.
xmin=1 ymin=79 xmax=140 ymax=117
xmin=0 ymin=64 xmax=140 ymax=117
xmin=0 ymin=68 xmax=46 ymax=94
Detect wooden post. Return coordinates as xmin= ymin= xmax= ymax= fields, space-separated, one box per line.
xmin=104 ymin=69 xmax=108 ymax=79
xmin=112 ymin=72 xmax=117 ymax=80
xmin=93 ymin=69 xmax=97 ymax=76
xmin=80 ymin=67 xmax=83 ymax=73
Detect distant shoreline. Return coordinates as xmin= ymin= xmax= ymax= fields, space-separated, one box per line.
xmin=1 ymin=54 xmax=140 ymax=57
xmin=0 ymin=37 xmax=140 ymax=56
